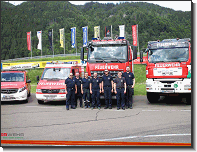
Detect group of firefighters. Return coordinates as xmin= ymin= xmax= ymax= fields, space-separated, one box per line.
xmin=65 ymin=66 xmax=135 ymax=110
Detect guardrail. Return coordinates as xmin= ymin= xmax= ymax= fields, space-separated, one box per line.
xmin=1 ymin=53 xmax=87 ymax=62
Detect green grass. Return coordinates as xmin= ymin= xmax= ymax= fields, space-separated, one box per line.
xmin=134 ymin=83 xmax=146 ymax=96
xmin=31 ymin=83 xmax=37 ymax=94
xmin=134 ymin=64 xmax=146 ymax=84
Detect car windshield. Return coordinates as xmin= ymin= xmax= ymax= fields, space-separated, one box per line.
xmin=1 ymin=73 xmax=24 ymax=82
xmin=148 ymin=47 xmax=189 ymax=63
xmin=41 ymin=68 xmax=71 ymax=80
xmin=88 ymin=45 xmax=127 ymax=62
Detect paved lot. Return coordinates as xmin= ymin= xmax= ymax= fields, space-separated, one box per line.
xmin=1 ymin=94 xmax=191 ymax=146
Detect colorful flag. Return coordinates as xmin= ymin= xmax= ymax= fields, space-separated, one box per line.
xmin=71 ymin=27 xmax=76 ymax=48
xmin=132 ymin=25 xmax=138 ymax=46
xmin=27 ymin=32 xmax=31 ymax=51
xmin=37 ymin=31 xmax=42 ymax=50
xmin=119 ymin=25 xmax=125 ymax=38
xmin=82 ymin=26 xmax=88 ymax=47
xmin=105 ymin=25 xmax=112 ymax=37
xmin=48 ymin=30 xmax=52 ymax=50
xmin=59 ymin=28 xmax=64 ymax=48
xmin=94 ymin=26 xmax=100 ymax=38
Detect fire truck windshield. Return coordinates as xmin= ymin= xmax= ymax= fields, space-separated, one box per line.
xmin=88 ymin=45 xmax=127 ymax=62
xmin=41 ymin=68 xmax=71 ymax=80
xmin=1 ymin=73 xmax=24 ymax=82
xmin=148 ymin=47 xmax=189 ymax=63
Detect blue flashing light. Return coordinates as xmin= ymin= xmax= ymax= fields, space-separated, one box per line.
xmin=118 ymin=37 xmax=125 ymax=39
xmin=92 ymin=38 xmax=98 ymax=40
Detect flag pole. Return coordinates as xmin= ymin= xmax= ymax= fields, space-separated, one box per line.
xmin=75 ymin=27 xmax=77 ymax=56
xmin=30 ymin=31 xmax=32 ymax=59
xmin=52 ymin=29 xmax=54 ymax=58
xmin=64 ymin=28 xmax=65 ymax=57
xmin=41 ymin=30 xmax=42 ymax=58
xmin=137 ymin=24 xmax=139 ymax=56
xmin=111 ymin=25 xmax=112 ymax=38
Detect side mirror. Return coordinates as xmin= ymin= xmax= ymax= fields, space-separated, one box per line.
xmin=149 ymin=50 xmax=153 ymax=55
xmin=80 ymin=47 xmax=84 ymax=61
xmin=140 ymin=51 xmax=143 ymax=62
xmin=91 ymin=46 xmax=94 ymax=52
xmin=36 ymin=76 xmax=40 ymax=81
xmin=26 ymin=80 xmax=31 ymax=83
xmin=133 ymin=46 xmax=137 ymax=60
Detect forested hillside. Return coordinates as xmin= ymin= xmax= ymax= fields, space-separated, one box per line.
xmin=1 ymin=1 xmax=191 ymax=60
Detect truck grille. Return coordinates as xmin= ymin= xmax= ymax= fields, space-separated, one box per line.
xmin=41 ymin=89 xmax=60 ymax=93
xmin=90 ymin=71 xmax=122 ymax=79
xmin=1 ymin=89 xmax=18 ymax=94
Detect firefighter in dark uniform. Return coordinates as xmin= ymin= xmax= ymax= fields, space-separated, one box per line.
xmin=123 ymin=66 xmax=135 ymax=109
xmin=65 ymin=73 xmax=77 ymax=110
xmin=81 ymin=72 xmax=91 ymax=108
xmin=74 ymin=72 xmax=83 ymax=108
xmin=102 ymin=69 xmax=113 ymax=109
xmin=114 ymin=71 xmax=126 ymax=110
xmin=90 ymin=72 xmax=102 ymax=110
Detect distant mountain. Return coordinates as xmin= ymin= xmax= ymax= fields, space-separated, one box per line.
xmin=1 ymin=1 xmax=191 ymax=60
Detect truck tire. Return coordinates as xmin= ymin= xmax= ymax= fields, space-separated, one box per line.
xmin=38 ymin=100 xmax=44 ymax=104
xmin=186 ymin=93 xmax=191 ymax=105
xmin=147 ymin=92 xmax=160 ymax=103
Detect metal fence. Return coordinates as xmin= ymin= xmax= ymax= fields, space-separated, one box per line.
xmin=1 ymin=53 xmax=87 ymax=62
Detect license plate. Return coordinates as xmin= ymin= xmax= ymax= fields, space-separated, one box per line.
xmin=44 ymin=95 xmax=57 ymax=97
xmin=161 ymin=90 xmax=174 ymax=93
xmin=2 ymin=95 xmax=14 ymax=100
xmin=44 ymin=95 xmax=57 ymax=100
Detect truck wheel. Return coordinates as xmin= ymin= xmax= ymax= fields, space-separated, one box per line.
xmin=147 ymin=92 xmax=160 ymax=103
xmin=38 ymin=100 xmax=44 ymax=104
xmin=186 ymin=94 xmax=191 ymax=105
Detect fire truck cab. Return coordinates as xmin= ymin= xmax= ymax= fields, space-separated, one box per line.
xmin=36 ymin=61 xmax=84 ymax=104
xmin=140 ymin=38 xmax=191 ymax=104
xmin=81 ymin=37 xmax=137 ymax=99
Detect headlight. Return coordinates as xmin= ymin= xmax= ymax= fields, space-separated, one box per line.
xmin=59 ymin=89 xmax=65 ymax=93
xmin=36 ymin=89 xmax=42 ymax=93
xmin=19 ymin=86 xmax=26 ymax=92
xmin=146 ymin=84 xmax=152 ymax=87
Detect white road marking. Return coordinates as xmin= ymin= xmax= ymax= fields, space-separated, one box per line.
xmin=25 ymin=106 xmax=62 ymax=109
xmin=142 ymin=110 xmax=191 ymax=112
xmin=92 ymin=133 xmax=191 ymax=141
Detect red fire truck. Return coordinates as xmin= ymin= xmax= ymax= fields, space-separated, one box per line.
xmin=140 ymin=38 xmax=191 ymax=104
xmin=81 ymin=37 xmax=137 ymax=99
xmin=36 ymin=61 xmax=84 ymax=104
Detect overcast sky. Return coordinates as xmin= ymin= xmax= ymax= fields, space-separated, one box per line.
xmin=5 ymin=1 xmax=192 ymax=11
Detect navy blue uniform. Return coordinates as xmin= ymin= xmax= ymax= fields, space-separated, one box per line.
xmin=102 ymin=74 xmax=113 ymax=108
xmin=65 ymin=77 xmax=76 ymax=109
xmin=74 ymin=77 xmax=83 ymax=107
xmin=82 ymin=77 xmax=91 ymax=108
xmin=123 ymin=72 xmax=135 ymax=108
xmin=114 ymin=77 xmax=126 ymax=109
xmin=90 ymin=77 xmax=101 ymax=108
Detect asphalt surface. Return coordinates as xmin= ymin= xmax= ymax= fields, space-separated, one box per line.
xmin=1 ymin=94 xmax=191 ymax=146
